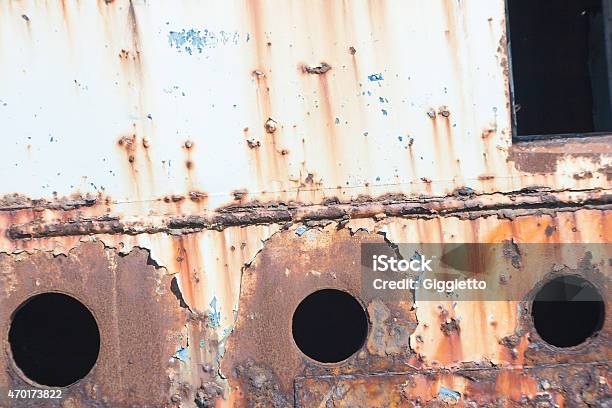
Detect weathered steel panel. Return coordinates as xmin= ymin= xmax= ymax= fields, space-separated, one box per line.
xmin=0 ymin=0 xmax=609 ymax=407
xmin=0 ymin=0 xmax=609 ymax=209
xmin=0 ymin=242 xmax=185 ymax=407
xmin=295 ymin=365 xmax=611 ymax=407
xmin=221 ymin=214 xmax=611 ymax=406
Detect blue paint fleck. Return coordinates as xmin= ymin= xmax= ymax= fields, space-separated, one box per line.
xmin=168 ymin=29 xmax=241 ymax=55
xmin=295 ymin=226 xmax=307 ymax=236
xmin=410 ymin=251 xmax=422 ymax=262
xmin=439 ymin=387 xmax=461 ymax=402
xmin=174 ymin=347 xmax=189 ymax=362
xmin=379 ymin=97 xmax=385 ymax=103
xmin=363 ymin=132 xmax=369 ymax=137
xmin=222 ymin=327 xmax=233 ymax=339
xmin=199 ymin=340 xmax=206 ymax=349
xmin=368 ymin=73 xmax=384 ymax=81
xmin=382 ymin=109 xmax=388 ymax=116
xmin=208 ymin=296 xmax=221 ymax=328
xmin=335 ymin=117 xmax=340 ymax=125
xmin=376 ymin=176 xmax=381 ymax=181
xmin=398 ymin=136 xmax=403 ymax=141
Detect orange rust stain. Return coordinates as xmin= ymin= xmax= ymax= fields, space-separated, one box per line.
xmin=411 ymin=375 xmax=439 ymax=401
xmin=503 ymin=333 xmax=529 ymax=365
xmin=481 ymin=127 xmax=495 ymax=140
xmin=480 ymin=126 xmax=498 ymax=172
xmin=127 ymin=0 xmax=142 ymax=64
xmin=243 ymin=127 xmax=264 ymax=188
xmin=245 ymin=0 xmax=269 ymax=80
xmin=429 ymin=110 xmax=459 ymax=183
xmin=434 ymin=326 xmax=463 ymax=363
xmin=181 ymin=140 xmax=199 ymax=192
xmin=252 ymin=72 xmax=271 ymax=119
xmin=116 ymin=134 xmax=141 ymax=195
xmin=59 ymin=0 xmax=68 ymax=21
xmin=245 ymin=6 xmax=272 ymax=138
xmin=118 ymin=49 xmax=132 ymax=60
xmin=349 ymin=47 xmax=361 ymax=84
xmin=407 ymin=142 xmax=419 ymax=181
xmin=481 ymin=217 xmax=517 ymax=244
xmin=365 ymin=0 xmax=388 ymax=39
xmin=570 ymin=211 xmax=583 ymax=242
xmin=163 ymin=194 xmax=184 ymax=204
xmin=442 ymin=0 xmax=458 ymax=38
xmin=483 ymin=210 xmax=610 ymax=244
xmin=430 ymin=114 xmax=444 ymax=181
xmin=215 ymin=232 xmax=236 ymax=326
xmin=464 ymin=381 xmax=494 ymax=402
xmin=494 ymin=370 xmax=539 ymax=401
xmin=440 ymin=110 xmax=460 ymax=176
xmin=317 ymin=74 xmax=340 ymax=183
xmin=543 ymin=216 xmax=559 ymax=242
xmin=171 ymin=235 xmax=200 ymax=309
xmin=244 ymin=1 xmax=291 ymax=195
xmin=140 ymin=136 xmax=155 ymax=196
xmin=468 ymin=217 xmax=481 ymax=244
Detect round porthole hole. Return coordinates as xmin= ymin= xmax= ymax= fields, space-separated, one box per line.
xmin=532 ymin=276 xmax=605 ymax=347
xmin=8 ymin=293 xmax=100 ymax=387
xmin=292 ymin=289 xmax=368 ymax=363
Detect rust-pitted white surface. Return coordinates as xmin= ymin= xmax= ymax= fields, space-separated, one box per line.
xmin=0 ymin=1 xmax=610 ymax=406
xmin=1 ymin=0 xmax=608 ymax=211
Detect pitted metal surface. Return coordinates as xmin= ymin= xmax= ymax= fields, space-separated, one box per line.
xmin=0 ymin=0 xmax=609 ymax=406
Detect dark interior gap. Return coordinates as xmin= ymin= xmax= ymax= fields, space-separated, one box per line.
xmin=8 ymin=293 xmax=100 ymax=387
xmin=292 ymin=289 xmax=368 ymax=363
xmin=531 ymin=276 xmax=605 ymax=347
xmin=508 ymin=0 xmax=612 ymax=137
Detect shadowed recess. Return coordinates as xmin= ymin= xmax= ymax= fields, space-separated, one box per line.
xmin=9 ymin=293 xmax=100 ymax=387
xmin=508 ymin=0 xmax=612 ymax=137
xmin=532 ymin=276 xmax=605 ymax=347
xmin=292 ymin=289 xmax=368 ymax=363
